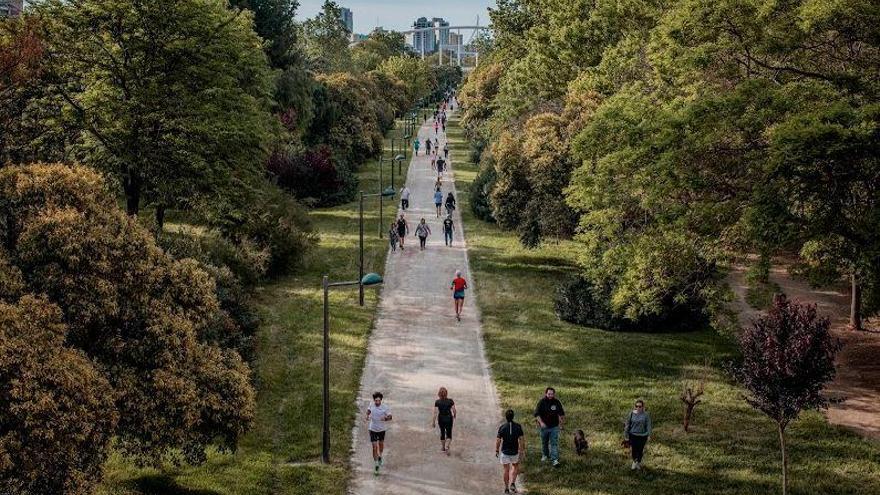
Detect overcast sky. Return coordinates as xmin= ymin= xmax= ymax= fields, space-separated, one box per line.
xmin=296 ymin=0 xmax=497 ymax=34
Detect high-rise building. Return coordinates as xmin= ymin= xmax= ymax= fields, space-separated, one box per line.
xmin=409 ymin=17 xmax=435 ymax=54
xmin=432 ymin=17 xmax=450 ymax=49
xmin=448 ymin=32 xmax=463 ymax=48
xmin=339 ymin=7 xmax=353 ymax=33
xmin=0 ymin=0 xmax=23 ymax=17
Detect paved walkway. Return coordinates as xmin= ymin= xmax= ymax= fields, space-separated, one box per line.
xmin=349 ymin=105 xmax=506 ymax=495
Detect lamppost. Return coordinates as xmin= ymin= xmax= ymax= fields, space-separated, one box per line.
xmin=359 ymin=188 xmax=396 ymax=305
xmin=321 ymin=272 xmax=384 ymax=464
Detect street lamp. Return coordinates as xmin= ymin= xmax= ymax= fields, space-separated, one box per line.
xmin=322 ymin=272 xmax=384 ymax=464
xmin=392 ymin=154 xmax=405 ymax=187
xmin=359 ymin=188 xmax=395 ymax=306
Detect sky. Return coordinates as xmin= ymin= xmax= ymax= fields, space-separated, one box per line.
xmin=296 ymin=0 xmax=497 ymax=34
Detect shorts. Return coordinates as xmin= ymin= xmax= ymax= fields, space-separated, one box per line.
xmin=500 ymin=453 xmax=520 ymax=465
xmin=369 ymin=430 xmax=386 ymax=443
xmin=453 ymin=290 xmax=465 ymax=300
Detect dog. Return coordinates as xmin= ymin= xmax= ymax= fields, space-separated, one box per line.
xmin=574 ymin=429 xmax=588 ymax=455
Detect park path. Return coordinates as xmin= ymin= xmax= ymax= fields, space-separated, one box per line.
xmin=349 ymin=104 xmax=506 ymax=495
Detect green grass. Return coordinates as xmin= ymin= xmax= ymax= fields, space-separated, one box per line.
xmin=97 ymin=128 xmax=409 ymax=495
xmin=446 ymin=116 xmax=880 ymax=495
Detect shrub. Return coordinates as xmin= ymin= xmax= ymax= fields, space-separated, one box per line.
xmin=0 ymin=295 xmax=117 ymax=495
xmin=0 ymin=163 xmax=256 ymax=468
xmin=470 ymin=158 xmax=497 ymax=223
xmin=266 ymin=145 xmax=357 ymax=207
xmin=555 ymin=275 xmax=708 ymax=332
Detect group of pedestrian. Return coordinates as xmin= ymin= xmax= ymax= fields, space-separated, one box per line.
xmin=366 ymin=384 xmax=653 ymax=493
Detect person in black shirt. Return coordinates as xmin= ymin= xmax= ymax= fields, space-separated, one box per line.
xmin=495 ymin=409 xmax=524 ymax=494
xmin=431 ymin=387 xmax=457 ymax=455
xmin=534 ymin=386 xmax=565 ymax=467
xmin=443 ymin=214 xmax=455 ymax=246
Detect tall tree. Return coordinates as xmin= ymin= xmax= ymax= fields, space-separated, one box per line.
xmin=33 ymin=0 xmax=277 ymax=218
xmin=302 ymin=0 xmax=351 ymax=73
xmin=230 ymin=0 xmax=300 ymax=69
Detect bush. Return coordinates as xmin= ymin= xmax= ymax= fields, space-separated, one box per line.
xmin=0 ymin=163 xmax=256 ymax=469
xmin=0 ymin=295 xmax=117 ymax=495
xmin=555 ymin=275 xmax=708 ymax=332
xmin=470 ymin=159 xmax=497 ymax=223
xmin=266 ymin=145 xmax=357 ymax=207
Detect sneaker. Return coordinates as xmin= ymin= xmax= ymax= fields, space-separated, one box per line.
xmin=541 ymin=455 xmax=548 ymax=462
xmin=631 ymin=461 xmax=638 ymax=470
xmin=510 ymin=483 xmax=517 ymax=493
xmin=378 ymin=456 xmax=383 ymax=466
xmin=374 ymin=462 xmax=380 ymax=475
xmin=553 ymin=459 xmax=560 ymax=467
xmin=504 ymin=489 xmax=510 ymax=495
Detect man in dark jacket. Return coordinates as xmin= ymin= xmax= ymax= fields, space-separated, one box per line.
xmin=534 ymin=387 xmax=565 ymax=467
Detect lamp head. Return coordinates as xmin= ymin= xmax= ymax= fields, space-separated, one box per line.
xmin=361 ymin=273 xmax=383 ymax=286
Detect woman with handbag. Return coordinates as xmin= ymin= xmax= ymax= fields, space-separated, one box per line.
xmin=623 ymin=399 xmax=652 ymax=470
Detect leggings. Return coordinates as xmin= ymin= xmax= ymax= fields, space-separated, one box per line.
xmin=438 ymin=418 xmax=453 ymax=440
xmin=630 ymin=434 xmax=648 ymax=462
xmin=419 ymin=236 xmax=427 ymax=249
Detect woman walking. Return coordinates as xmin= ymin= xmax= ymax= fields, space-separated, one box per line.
xmin=413 ymin=138 xmax=421 ymax=156
xmin=389 ymin=222 xmax=400 ymax=252
xmin=445 ymin=192 xmax=456 ymax=216
xmin=396 ymin=214 xmax=409 ymax=250
xmin=415 ymin=218 xmax=432 ymax=250
xmin=624 ymin=399 xmax=652 ymax=470
xmin=434 ymin=188 xmax=444 ymax=218
xmin=432 ymin=387 xmax=457 ymax=455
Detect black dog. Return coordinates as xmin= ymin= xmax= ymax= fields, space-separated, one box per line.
xmin=574 ymin=429 xmax=588 ymax=455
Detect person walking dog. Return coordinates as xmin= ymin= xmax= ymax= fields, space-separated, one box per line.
xmin=534 ymin=387 xmax=565 ymax=467
xmin=624 ymin=399 xmax=652 ymax=470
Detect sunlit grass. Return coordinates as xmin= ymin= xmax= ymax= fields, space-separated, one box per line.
xmin=447 ymin=114 xmax=880 ymax=495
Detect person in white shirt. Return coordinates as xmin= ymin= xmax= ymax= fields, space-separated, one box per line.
xmin=400 ymin=186 xmax=411 ymax=210
xmin=366 ymin=391 xmax=392 ymax=474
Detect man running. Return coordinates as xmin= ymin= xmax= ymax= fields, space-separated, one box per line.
xmin=366 ymin=391 xmax=392 ymax=475
xmin=443 ymin=214 xmax=455 ymax=247
xmin=496 ymin=409 xmax=525 ymax=494
xmin=450 ymin=270 xmax=468 ymax=321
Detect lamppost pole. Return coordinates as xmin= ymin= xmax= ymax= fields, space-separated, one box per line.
xmin=322 ymin=275 xmax=331 ymax=463
xmin=378 ymin=157 xmax=384 ymax=239
xmin=359 ymin=192 xmax=365 ymax=306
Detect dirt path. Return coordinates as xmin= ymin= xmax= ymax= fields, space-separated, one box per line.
xmin=728 ymin=265 xmax=880 ymax=440
xmin=349 ymin=106 xmax=507 ymax=494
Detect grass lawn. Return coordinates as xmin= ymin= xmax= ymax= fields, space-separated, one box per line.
xmin=97 ymin=128 xmax=410 ymax=495
xmin=446 ymin=115 xmax=880 ymax=495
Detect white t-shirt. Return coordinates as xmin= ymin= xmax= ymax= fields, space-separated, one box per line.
xmin=368 ymin=403 xmax=390 ymax=432
xmin=401 ymin=188 xmax=411 ymax=200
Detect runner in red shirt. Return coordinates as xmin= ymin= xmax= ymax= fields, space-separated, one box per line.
xmin=450 ymin=270 xmax=468 ymax=321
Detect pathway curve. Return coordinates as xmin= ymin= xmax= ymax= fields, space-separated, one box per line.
xmin=349 ymin=105 xmax=506 ymax=494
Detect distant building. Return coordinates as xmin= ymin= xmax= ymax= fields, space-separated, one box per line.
xmin=409 ymin=17 xmax=435 ymax=54
xmin=448 ymin=32 xmax=463 ymax=48
xmin=350 ymin=33 xmax=369 ymax=43
xmin=432 ymin=17 xmax=450 ymax=48
xmin=339 ymin=7 xmax=353 ymax=33
xmin=0 ymin=0 xmax=23 ymax=17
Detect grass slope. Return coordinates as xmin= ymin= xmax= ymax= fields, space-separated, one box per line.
xmin=98 ymin=133 xmax=408 ymax=495
xmin=447 ymin=115 xmax=880 ymax=495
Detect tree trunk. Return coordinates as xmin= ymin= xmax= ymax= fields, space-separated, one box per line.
xmin=850 ymin=273 xmax=862 ymax=331
xmin=155 ymin=205 xmax=165 ymax=233
xmin=683 ymin=405 xmax=691 ymax=432
xmin=778 ymin=424 xmax=788 ymax=495
xmin=124 ymin=176 xmax=141 ymax=216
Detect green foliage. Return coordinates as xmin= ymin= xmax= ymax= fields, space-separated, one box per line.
xmin=229 ymin=0 xmax=301 ymax=69
xmin=351 ymin=30 xmax=409 ymax=72
xmin=376 ymin=56 xmax=436 ymax=110
xmin=302 ymin=0 xmax=351 ymax=72
xmin=0 ymin=295 xmax=118 ymax=495
xmin=469 ymin=157 xmax=497 ymax=223
xmin=0 ymin=163 xmax=256 ymax=472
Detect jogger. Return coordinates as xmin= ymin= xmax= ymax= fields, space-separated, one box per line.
xmin=450 ymin=270 xmax=468 ymax=321
xmin=366 ymin=392 xmax=392 ymax=475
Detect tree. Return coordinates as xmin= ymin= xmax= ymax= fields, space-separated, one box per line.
xmin=0 ymin=295 xmax=118 ymax=495
xmin=732 ymin=295 xmax=840 ymax=495
xmin=376 ymin=56 xmax=435 ymax=110
xmin=302 ymin=0 xmax=351 ymax=73
xmin=351 ymin=30 xmax=409 ymax=72
xmin=33 ymin=0 xmax=277 ymax=218
xmin=0 ymin=163 xmax=256 ymax=467
xmin=230 ymin=0 xmax=300 ymax=68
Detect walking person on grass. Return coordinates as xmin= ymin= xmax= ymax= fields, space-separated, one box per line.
xmin=432 ymin=387 xmax=457 ymax=455
xmin=396 ymin=214 xmax=409 ymax=250
xmin=415 ymin=218 xmax=431 ymax=251
xmin=496 ymin=409 xmax=525 ymax=494
xmin=366 ymin=391 xmax=392 ymax=475
xmin=534 ymin=386 xmax=565 ymax=467
xmin=443 ymin=214 xmax=455 ymax=247
xmin=624 ymin=399 xmax=652 ymax=470
xmin=450 ymin=270 xmax=468 ymax=321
